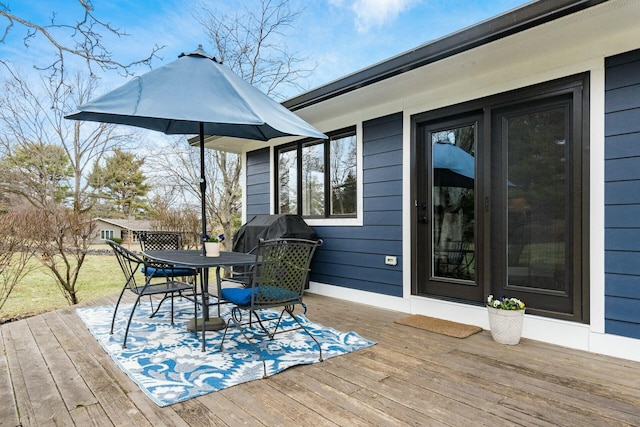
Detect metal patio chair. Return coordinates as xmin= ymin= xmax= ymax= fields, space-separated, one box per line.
xmin=214 ymin=244 xmax=259 ymax=293
xmin=218 ymin=238 xmax=322 ymax=377
xmin=139 ymin=231 xmax=185 ymax=251
xmin=138 ymin=231 xmax=198 ymax=308
xmin=108 ymin=240 xmax=198 ymax=348
xmin=138 ymin=231 xmax=198 ymax=280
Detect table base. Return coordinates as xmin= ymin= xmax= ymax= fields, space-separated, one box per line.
xmin=187 ymin=317 xmax=226 ymax=331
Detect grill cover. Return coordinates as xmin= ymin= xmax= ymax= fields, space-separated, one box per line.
xmin=232 ymin=214 xmax=318 ymax=253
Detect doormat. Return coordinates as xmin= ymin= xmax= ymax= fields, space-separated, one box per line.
xmin=394 ymin=314 xmax=483 ymax=338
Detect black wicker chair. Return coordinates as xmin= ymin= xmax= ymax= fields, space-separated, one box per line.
xmin=138 ymin=231 xmax=197 ymax=279
xmin=218 ymin=238 xmax=322 ymax=377
xmin=139 ymin=231 xmax=185 ymax=251
xmin=139 ymin=231 xmax=198 ymax=307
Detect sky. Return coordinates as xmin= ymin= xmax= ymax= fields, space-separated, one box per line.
xmin=0 ymin=0 xmax=532 ymax=100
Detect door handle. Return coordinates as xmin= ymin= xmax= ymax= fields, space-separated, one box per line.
xmin=419 ymin=216 xmax=430 ymax=224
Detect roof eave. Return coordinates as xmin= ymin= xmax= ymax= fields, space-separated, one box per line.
xmin=283 ymin=0 xmax=608 ymax=111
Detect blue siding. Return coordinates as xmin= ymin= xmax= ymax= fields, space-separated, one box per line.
xmin=606 ymin=273 xmax=640 ymax=299
xmin=605 ymin=229 xmax=640 ymax=251
xmin=606 ymin=134 xmax=640 ymax=159
xmin=245 ymin=148 xmax=270 ymax=217
xmin=605 ymin=181 xmax=640 ymax=204
xmin=604 ymin=49 xmax=640 ymax=339
xmin=605 ymin=251 xmax=640 ymax=275
xmin=364 ymin=195 xmax=402 ymax=211
xmin=310 ymin=112 xmax=404 ymax=297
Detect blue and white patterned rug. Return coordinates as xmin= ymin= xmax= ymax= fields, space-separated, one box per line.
xmin=77 ymin=298 xmax=375 ymax=407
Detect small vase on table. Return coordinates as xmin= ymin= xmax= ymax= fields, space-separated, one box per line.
xmin=205 ymin=241 xmax=220 ymax=257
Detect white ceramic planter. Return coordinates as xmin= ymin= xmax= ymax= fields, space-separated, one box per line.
xmin=487 ymin=306 xmax=525 ymax=345
xmin=204 ymin=242 xmax=220 ymax=257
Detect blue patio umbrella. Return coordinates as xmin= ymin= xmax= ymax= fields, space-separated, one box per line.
xmin=432 ymin=142 xmax=474 ymax=188
xmin=66 ymin=45 xmax=326 ymax=253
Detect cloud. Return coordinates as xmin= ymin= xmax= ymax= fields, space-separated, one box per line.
xmin=330 ymin=0 xmax=421 ymax=33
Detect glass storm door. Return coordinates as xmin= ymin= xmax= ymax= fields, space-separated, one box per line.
xmin=417 ymin=116 xmax=482 ymax=302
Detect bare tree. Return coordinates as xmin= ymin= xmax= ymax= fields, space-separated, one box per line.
xmin=153 ymin=0 xmax=312 ymax=243
xmin=148 ymin=138 xmax=238 ymax=246
xmin=0 ymin=67 xmax=130 ymax=210
xmin=212 ymin=150 xmax=243 ymax=242
xmin=0 ymin=209 xmax=38 ymax=316
xmin=0 ymin=67 xmax=130 ymax=304
xmin=0 ymin=1 xmax=162 ymax=89
xmin=148 ymin=193 xmax=201 ymax=249
xmin=198 ymin=0 xmax=314 ymax=100
xmin=25 ymin=206 xmax=95 ymax=305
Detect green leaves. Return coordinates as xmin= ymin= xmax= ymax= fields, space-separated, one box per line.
xmin=487 ymin=294 xmax=525 ymax=310
xmin=88 ymin=148 xmax=150 ymax=218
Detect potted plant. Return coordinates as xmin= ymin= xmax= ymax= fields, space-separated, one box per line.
xmin=204 ymin=234 xmax=224 ymax=257
xmin=486 ymin=294 xmax=525 ymax=345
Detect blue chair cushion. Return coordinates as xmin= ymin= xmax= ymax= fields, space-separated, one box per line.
xmin=221 ymin=287 xmax=256 ymax=305
xmin=142 ymin=266 xmax=196 ymax=277
xmin=221 ymin=286 xmax=298 ymax=306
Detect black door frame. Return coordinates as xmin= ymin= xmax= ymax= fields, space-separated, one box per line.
xmin=415 ymin=113 xmax=484 ymax=302
xmin=410 ymin=73 xmax=590 ymax=322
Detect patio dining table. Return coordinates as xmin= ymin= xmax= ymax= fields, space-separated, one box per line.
xmin=143 ymin=249 xmax=257 ymax=351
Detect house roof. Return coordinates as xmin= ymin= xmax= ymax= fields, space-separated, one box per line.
xmin=94 ymin=217 xmax=153 ymax=231
xmin=282 ymin=0 xmax=608 ymax=112
xmin=203 ymin=0 xmax=608 ymax=153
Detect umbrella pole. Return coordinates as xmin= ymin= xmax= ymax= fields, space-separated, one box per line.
xmin=199 ymin=122 xmax=207 ymax=256
xmin=191 ymin=122 xmax=225 ymax=332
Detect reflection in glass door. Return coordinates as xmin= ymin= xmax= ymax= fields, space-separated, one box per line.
xmin=431 ymin=128 xmax=476 ymax=282
xmin=417 ymin=116 xmax=481 ymax=302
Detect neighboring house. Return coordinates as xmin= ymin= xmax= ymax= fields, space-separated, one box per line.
xmin=92 ymin=218 xmax=153 ymax=245
xmin=208 ymin=0 xmax=640 ymax=362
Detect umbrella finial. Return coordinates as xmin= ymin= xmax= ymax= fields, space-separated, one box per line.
xmin=179 ymin=44 xmax=218 ymax=63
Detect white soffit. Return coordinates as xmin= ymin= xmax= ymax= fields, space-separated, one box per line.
xmin=299 ymin=0 xmax=640 ymax=124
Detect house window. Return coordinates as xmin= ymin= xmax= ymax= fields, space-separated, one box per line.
xmin=278 ymin=147 xmax=298 ymax=214
xmin=276 ymin=127 xmax=357 ymax=218
xmin=101 ymin=229 xmax=114 ymax=240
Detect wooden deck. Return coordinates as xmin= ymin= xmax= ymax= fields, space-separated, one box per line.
xmin=2 ymin=293 xmax=640 ymax=426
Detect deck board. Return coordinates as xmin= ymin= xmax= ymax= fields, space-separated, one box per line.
xmin=267 ymin=370 xmax=375 ymax=426
xmin=0 ymin=327 xmax=21 ymax=426
xmin=9 ymin=318 xmax=76 ymax=426
xmin=30 ymin=313 xmax=96 ymax=411
xmin=195 ymin=391 xmax=259 ymax=426
xmin=2 ymin=292 xmax=640 ymax=426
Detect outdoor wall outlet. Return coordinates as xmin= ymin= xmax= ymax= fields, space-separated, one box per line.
xmin=385 ymin=255 xmax=397 ymax=266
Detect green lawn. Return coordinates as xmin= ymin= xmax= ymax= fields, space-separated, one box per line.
xmin=0 ymin=252 xmax=123 ymax=322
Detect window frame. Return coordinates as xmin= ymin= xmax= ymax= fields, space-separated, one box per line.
xmin=101 ymin=229 xmax=114 ymax=240
xmin=275 ymin=126 xmax=358 ymax=219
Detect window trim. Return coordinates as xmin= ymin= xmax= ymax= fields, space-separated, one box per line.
xmin=275 ymin=126 xmax=359 ymax=220
xmin=101 ymin=229 xmax=114 ymax=240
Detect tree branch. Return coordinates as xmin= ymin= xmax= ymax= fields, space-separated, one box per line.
xmin=0 ymin=1 xmax=164 ymax=85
